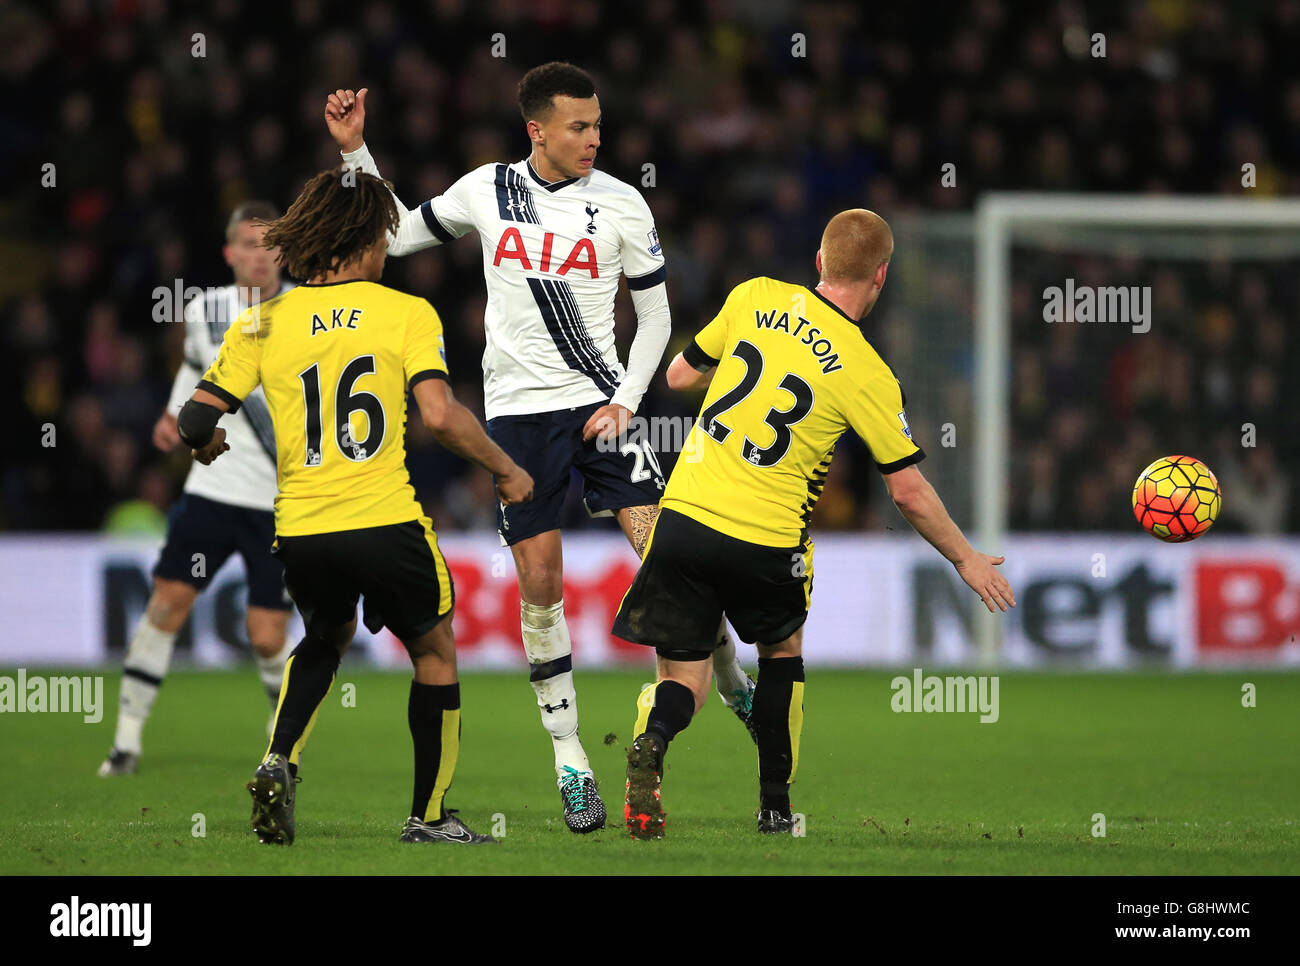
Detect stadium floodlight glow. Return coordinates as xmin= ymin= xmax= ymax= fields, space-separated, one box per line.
xmin=973 ymin=193 xmax=1300 ymax=664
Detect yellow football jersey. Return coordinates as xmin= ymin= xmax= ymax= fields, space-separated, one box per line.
xmin=663 ymin=276 xmax=924 ymax=547
xmin=199 ymin=280 xmax=448 ymax=537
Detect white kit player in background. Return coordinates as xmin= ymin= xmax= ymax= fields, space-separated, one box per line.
xmin=99 ymin=203 xmax=297 ymax=777
xmin=325 ymin=63 xmax=757 ymax=833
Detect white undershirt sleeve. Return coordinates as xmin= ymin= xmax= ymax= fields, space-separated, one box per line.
xmin=611 ymin=281 xmax=672 ymax=414
xmin=341 ymin=143 xmax=440 ymax=256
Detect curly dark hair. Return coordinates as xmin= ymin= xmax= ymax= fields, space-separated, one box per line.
xmin=518 ymin=62 xmax=596 ymax=121
xmin=260 ymin=169 xmax=398 ymax=280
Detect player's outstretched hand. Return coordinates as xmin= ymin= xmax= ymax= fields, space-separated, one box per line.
xmin=497 ymin=465 xmax=534 ymax=505
xmin=152 ymin=412 xmax=181 ymax=452
xmin=191 ymin=428 xmax=229 ymax=466
xmin=325 ymin=87 xmax=368 ymax=153
xmin=954 ymin=553 xmax=1016 ymax=613
xmin=582 ymin=403 xmax=632 ymax=443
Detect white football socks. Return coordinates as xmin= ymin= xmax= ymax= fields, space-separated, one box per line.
xmin=712 ymin=623 xmax=751 ymax=707
xmin=254 ymin=636 xmax=292 ymax=708
xmin=112 ymin=619 xmax=177 ymax=755
xmin=521 ymin=600 xmax=591 ymax=780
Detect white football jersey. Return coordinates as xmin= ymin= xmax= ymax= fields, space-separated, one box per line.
xmin=354 ymin=152 xmax=667 ymax=420
xmin=165 ymin=282 xmax=293 ymax=511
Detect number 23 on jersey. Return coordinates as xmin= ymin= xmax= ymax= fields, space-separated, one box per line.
xmin=699 ymin=340 xmax=814 ymax=467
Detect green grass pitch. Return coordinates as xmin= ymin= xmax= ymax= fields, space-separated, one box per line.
xmin=4 ymin=667 xmax=1297 ymax=874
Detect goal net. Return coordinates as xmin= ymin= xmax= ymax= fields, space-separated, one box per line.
xmin=972 ymin=194 xmax=1300 ymax=659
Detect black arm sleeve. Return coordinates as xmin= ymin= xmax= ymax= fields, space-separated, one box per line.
xmin=682 ymin=338 xmax=719 ymax=372
xmin=177 ymin=400 xmax=224 ymax=448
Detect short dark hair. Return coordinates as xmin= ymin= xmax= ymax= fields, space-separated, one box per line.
xmin=518 ymin=62 xmax=596 ymax=121
xmin=225 ymin=200 xmax=279 ymax=241
xmin=261 ymin=170 xmax=398 ymax=280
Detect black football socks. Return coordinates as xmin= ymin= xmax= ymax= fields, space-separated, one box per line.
xmin=408 ymin=681 xmax=461 ymax=822
xmin=267 ymin=637 xmax=341 ymax=764
xmin=637 ymin=679 xmax=696 ymax=769
xmin=752 ymin=656 xmax=805 ymax=812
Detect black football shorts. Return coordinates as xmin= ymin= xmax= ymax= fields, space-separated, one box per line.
xmin=612 ymin=508 xmax=813 ymax=655
xmin=486 ymin=401 xmax=666 ymax=546
xmin=154 ymin=492 xmax=291 ymax=610
xmin=272 ymin=517 xmax=454 ymax=644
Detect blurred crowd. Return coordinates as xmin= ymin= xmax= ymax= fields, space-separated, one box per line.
xmin=1008 ymin=252 xmax=1298 ymax=533
xmin=3 ymin=0 xmax=1296 ymax=534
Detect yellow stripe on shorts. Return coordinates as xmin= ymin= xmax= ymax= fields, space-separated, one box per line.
xmin=419 ymin=515 xmax=453 ymax=617
xmin=802 ymin=538 xmax=815 ymax=610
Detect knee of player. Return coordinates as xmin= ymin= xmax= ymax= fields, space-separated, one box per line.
xmin=248 ymin=632 xmax=285 ymax=658
xmin=402 ymin=614 xmax=456 ymax=662
xmin=408 ymin=652 xmax=456 ymax=682
xmin=517 ymin=566 xmax=563 ymax=603
xmin=146 ymin=582 xmax=195 ymax=630
xmin=301 ymin=618 xmax=356 ymax=658
xmin=245 ymin=613 xmax=290 ymax=657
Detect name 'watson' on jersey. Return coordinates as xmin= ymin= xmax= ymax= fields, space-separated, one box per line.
xmin=419 ymin=160 xmax=666 ymax=419
xmin=663 ymin=277 xmax=925 ymax=548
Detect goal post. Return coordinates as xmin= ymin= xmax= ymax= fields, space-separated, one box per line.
xmin=973 ymin=193 xmax=1300 ymax=664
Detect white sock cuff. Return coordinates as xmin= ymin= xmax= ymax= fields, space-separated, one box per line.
xmin=521 ymin=600 xmax=565 ymax=629
xmin=125 ymin=621 xmax=177 ymax=680
xmin=521 ymin=600 xmax=571 ymax=664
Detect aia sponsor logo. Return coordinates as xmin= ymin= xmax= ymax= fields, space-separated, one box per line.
xmin=493 ymin=227 xmax=598 ymax=278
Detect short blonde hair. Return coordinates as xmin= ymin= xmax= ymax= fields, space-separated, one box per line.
xmin=819 ymin=209 xmax=893 ymax=282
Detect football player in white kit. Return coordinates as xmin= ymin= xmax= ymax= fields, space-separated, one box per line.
xmin=98 ymin=203 xmax=296 ymax=777
xmin=325 ymin=63 xmax=756 ymax=833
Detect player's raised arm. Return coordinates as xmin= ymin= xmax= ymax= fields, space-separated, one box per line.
xmin=325 ymin=87 xmax=468 ymax=257
xmin=324 ymin=86 xmax=369 ymax=155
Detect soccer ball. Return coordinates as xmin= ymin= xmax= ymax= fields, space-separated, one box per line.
xmin=1131 ymin=455 xmax=1221 ymax=542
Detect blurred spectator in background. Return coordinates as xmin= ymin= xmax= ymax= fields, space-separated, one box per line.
xmin=4 ymin=0 xmax=1297 ymax=533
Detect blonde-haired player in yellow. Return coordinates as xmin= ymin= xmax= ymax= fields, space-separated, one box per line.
xmin=614 ymin=209 xmax=1016 ymax=839
xmin=177 ymin=168 xmax=533 ymax=845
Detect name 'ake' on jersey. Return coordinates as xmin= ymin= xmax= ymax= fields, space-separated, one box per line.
xmin=664 ymin=276 xmax=925 ymax=548
xmin=199 ymin=280 xmax=449 ymax=537
xmin=346 ymin=146 xmax=667 ymax=420
xmin=166 ymin=281 xmax=294 ymax=511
